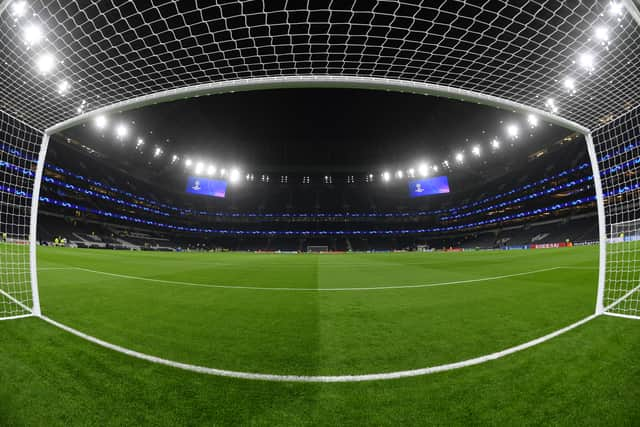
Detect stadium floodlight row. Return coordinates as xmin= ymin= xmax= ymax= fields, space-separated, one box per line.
xmin=4 ymin=137 xmax=640 ymax=218
xmin=1 ymin=1 xmax=639 ymax=386
xmin=0 ymin=157 xmax=596 ymax=222
xmin=0 ymin=139 xmax=600 ymax=219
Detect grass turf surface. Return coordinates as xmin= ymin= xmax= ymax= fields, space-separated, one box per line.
xmin=1 ymin=245 xmax=639 ymax=425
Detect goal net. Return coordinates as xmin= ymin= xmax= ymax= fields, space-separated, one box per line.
xmin=0 ymin=110 xmax=42 ymax=320
xmin=307 ymin=245 xmax=329 ymax=253
xmin=0 ymin=1 xmax=639 ymax=322
xmin=593 ymin=104 xmax=640 ymax=319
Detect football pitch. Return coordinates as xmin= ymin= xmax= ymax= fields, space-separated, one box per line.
xmin=1 ymin=246 xmax=639 ymax=425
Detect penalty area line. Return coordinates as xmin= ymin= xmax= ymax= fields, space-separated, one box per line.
xmin=37 ymin=266 xmax=567 ymax=291
xmin=37 ymin=312 xmax=599 ymax=383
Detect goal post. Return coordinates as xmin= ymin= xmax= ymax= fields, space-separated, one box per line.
xmin=307 ymin=245 xmax=329 ymax=253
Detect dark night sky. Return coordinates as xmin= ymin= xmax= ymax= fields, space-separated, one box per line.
xmin=60 ymin=88 xmax=571 ymax=173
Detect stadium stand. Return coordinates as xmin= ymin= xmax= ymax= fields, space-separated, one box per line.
xmin=23 ymin=131 xmax=598 ymax=252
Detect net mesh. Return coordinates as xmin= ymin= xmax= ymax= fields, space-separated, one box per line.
xmin=0 ymin=110 xmax=40 ymax=319
xmin=593 ymin=104 xmax=640 ymax=317
xmin=0 ymin=1 xmax=639 ymax=131
xmin=0 ymin=1 xmax=638 ymax=318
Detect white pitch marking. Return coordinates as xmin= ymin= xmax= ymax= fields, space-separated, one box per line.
xmin=38 ymin=312 xmax=599 ymax=383
xmin=38 ymin=266 xmax=567 ymax=292
xmin=603 ymin=312 xmax=640 ymax=321
xmin=24 ymin=264 xmax=619 ymax=382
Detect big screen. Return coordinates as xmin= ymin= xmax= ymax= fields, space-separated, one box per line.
xmin=186 ymin=176 xmax=227 ymax=198
xmin=408 ymin=176 xmax=450 ymax=198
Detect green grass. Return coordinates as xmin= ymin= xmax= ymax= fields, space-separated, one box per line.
xmin=1 ymin=246 xmax=639 ymax=425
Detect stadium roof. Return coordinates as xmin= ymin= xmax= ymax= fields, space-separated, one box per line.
xmin=1 ymin=1 xmax=639 ymax=134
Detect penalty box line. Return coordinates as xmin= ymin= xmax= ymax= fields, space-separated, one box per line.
xmin=36 ymin=266 xmax=576 ymax=291
xmin=36 ymin=311 xmax=599 ymax=383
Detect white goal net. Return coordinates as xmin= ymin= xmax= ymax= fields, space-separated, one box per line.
xmin=593 ymin=104 xmax=640 ymax=319
xmin=0 ymin=110 xmax=41 ymax=320
xmin=0 ymin=1 xmax=639 ymax=320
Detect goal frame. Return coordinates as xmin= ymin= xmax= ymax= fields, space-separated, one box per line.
xmin=27 ymin=75 xmax=611 ymax=318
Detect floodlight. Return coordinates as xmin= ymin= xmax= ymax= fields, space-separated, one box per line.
xmin=563 ymin=77 xmax=576 ymax=93
xmin=472 ymin=145 xmax=481 ymax=156
xmin=94 ymin=115 xmax=108 ymax=130
xmin=595 ymin=26 xmax=609 ymax=43
xmin=220 ymin=168 xmax=227 ymax=177
xmin=229 ymin=168 xmax=240 ymax=182
xmin=35 ymin=53 xmax=55 ymax=74
xmin=153 ymin=147 xmax=163 ymax=158
xmin=207 ymin=165 xmax=216 ymax=176
xmin=545 ymin=98 xmax=559 ymax=113
xmin=506 ymin=124 xmax=519 ymax=138
xmin=578 ymin=52 xmax=595 ymax=71
xmin=527 ymin=114 xmax=539 ymax=127
xmin=185 ymin=158 xmax=193 ymax=167
xmin=115 ymin=123 xmax=128 ymax=139
xmin=382 ymin=171 xmax=391 ymax=182
xmin=432 ymin=165 xmax=439 ymax=173
xmin=491 ymin=139 xmax=500 ymax=149
xmin=57 ymin=80 xmax=70 ymax=95
xmin=442 ymin=160 xmax=449 ymax=168
xmin=195 ymin=162 xmax=204 ymax=175
xmin=23 ymin=23 xmax=44 ymax=46
xmin=418 ymin=163 xmax=429 ymax=177
xmin=136 ymin=138 xmax=144 ymax=148
xmin=395 ymin=170 xmax=403 ymax=179
xmin=10 ymin=1 xmax=27 ymax=18
xmin=455 ymin=152 xmax=464 ymax=163
xmin=407 ymin=168 xmax=415 ymax=178
xmin=171 ymin=155 xmax=179 ymax=164
xmin=608 ymin=2 xmax=623 ymax=16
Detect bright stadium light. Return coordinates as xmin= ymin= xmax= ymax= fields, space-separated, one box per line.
xmin=471 ymin=145 xmax=481 ymax=156
xmin=185 ymin=158 xmax=192 ymax=167
xmin=395 ymin=170 xmax=403 ymax=179
xmin=115 ymin=123 xmax=128 ymax=139
xmin=491 ymin=138 xmax=501 ymax=149
xmin=506 ymin=124 xmax=519 ymax=139
xmin=527 ymin=114 xmax=539 ymax=128
xmin=153 ymin=146 xmax=163 ymax=158
xmin=382 ymin=171 xmax=391 ymax=182
xmin=595 ymin=26 xmax=610 ymax=43
xmin=563 ymin=77 xmax=576 ymax=93
xmin=23 ymin=23 xmax=44 ymax=46
xmin=136 ymin=138 xmax=144 ymax=149
xmin=171 ymin=154 xmax=179 ymax=164
xmin=57 ymin=80 xmax=70 ymax=95
xmin=207 ymin=164 xmax=216 ymax=176
xmin=608 ymin=1 xmax=624 ymax=17
xmin=578 ymin=52 xmax=595 ymax=71
xmin=442 ymin=160 xmax=450 ymax=168
xmin=407 ymin=168 xmax=415 ymax=178
xmin=455 ymin=152 xmax=464 ymax=164
xmin=432 ymin=165 xmax=439 ymax=173
xmin=418 ymin=163 xmax=429 ymax=177
xmin=35 ymin=53 xmax=56 ymax=74
xmin=94 ymin=115 xmax=108 ymax=130
xmin=229 ymin=168 xmax=240 ymax=183
xmin=545 ymin=98 xmax=559 ymax=113
xmin=10 ymin=1 xmax=27 ymax=18
xmin=220 ymin=168 xmax=227 ymax=177
xmin=76 ymin=99 xmax=86 ymax=114
xmin=195 ymin=162 xmax=204 ymax=175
